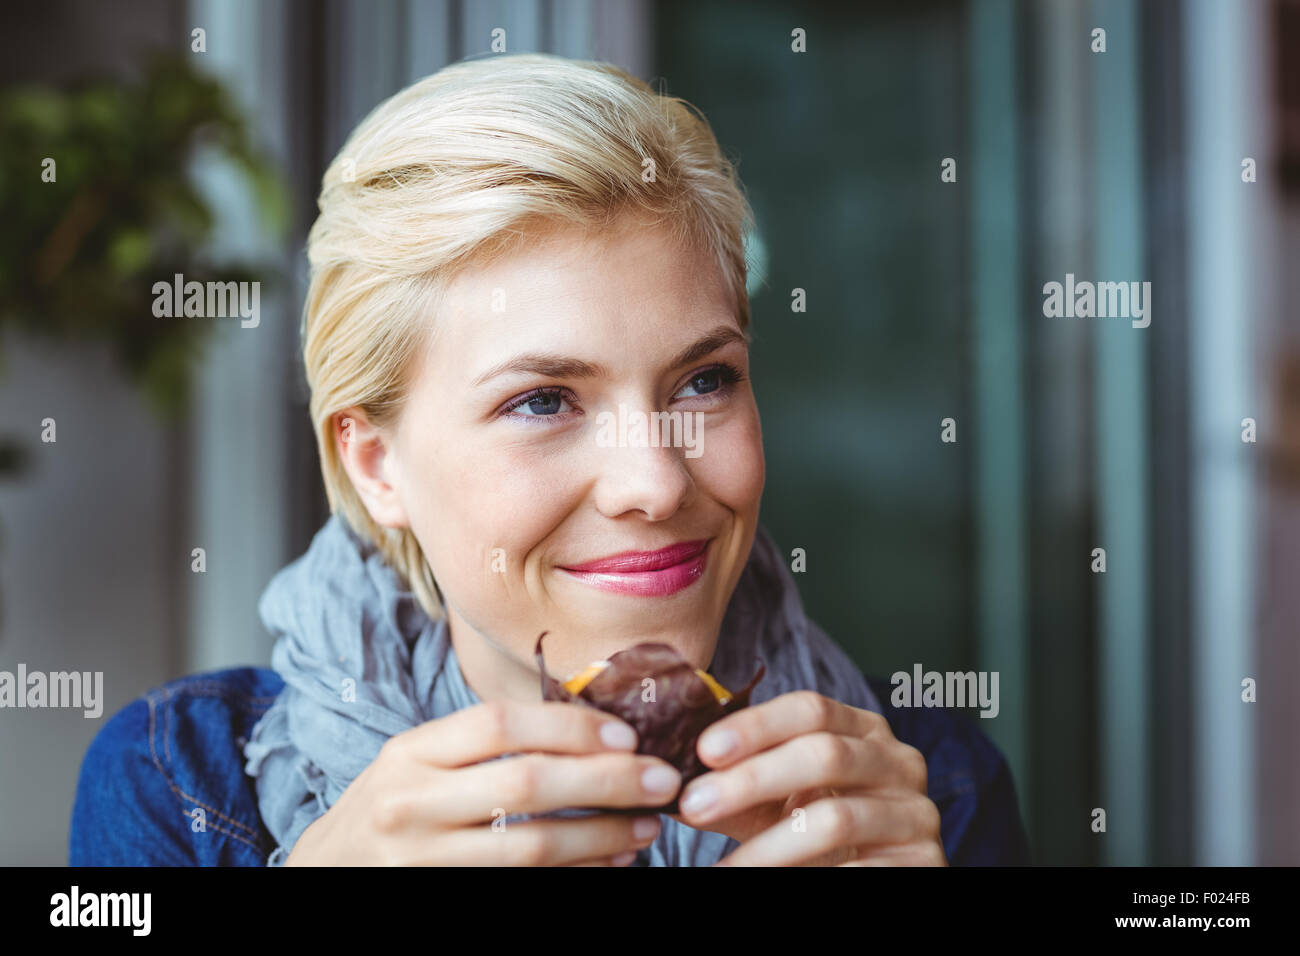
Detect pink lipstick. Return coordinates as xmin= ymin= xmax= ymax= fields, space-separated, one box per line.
xmin=558 ymin=539 xmax=710 ymax=597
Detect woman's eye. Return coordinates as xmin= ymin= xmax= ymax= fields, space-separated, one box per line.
xmin=500 ymin=363 xmax=743 ymax=423
xmin=676 ymin=363 xmax=742 ymax=399
xmin=503 ymin=388 xmax=574 ymax=419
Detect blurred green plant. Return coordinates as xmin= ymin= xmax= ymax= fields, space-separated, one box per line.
xmin=0 ymin=52 xmax=289 ymax=481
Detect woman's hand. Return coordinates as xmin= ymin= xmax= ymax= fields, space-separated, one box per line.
xmin=284 ymin=699 xmax=678 ymax=866
xmin=668 ymin=691 xmax=946 ymax=866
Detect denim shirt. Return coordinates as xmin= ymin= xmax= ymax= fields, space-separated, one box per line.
xmin=69 ymin=666 xmax=1033 ymax=866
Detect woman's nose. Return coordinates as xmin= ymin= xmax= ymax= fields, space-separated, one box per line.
xmin=590 ymin=418 xmax=697 ymax=521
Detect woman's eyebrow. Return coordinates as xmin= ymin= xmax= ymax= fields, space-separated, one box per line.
xmin=469 ymin=324 xmax=750 ymax=388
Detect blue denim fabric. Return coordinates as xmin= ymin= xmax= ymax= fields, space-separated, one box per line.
xmin=69 ymin=667 xmax=1032 ymax=866
xmin=69 ymin=669 xmax=282 ymax=866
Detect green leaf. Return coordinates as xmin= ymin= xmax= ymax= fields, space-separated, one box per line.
xmin=107 ymin=227 xmax=153 ymax=275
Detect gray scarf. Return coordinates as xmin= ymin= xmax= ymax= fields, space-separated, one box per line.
xmin=243 ymin=514 xmax=882 ymax=866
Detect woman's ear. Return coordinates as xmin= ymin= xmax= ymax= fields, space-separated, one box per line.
xmin=333 ymin=408 xmax=410 ymax=529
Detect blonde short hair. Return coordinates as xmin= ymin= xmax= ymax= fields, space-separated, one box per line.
xmin=302 ymin=53 xmax=754 ymax=620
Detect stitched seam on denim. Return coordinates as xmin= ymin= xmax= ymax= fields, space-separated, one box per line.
xmin=147 ymin=691 xmax=261 ymax=840
xmin=157 ymin=683 xmax=274 ymax=762
xmin=183 ymin=814 xmax=264 ymax=854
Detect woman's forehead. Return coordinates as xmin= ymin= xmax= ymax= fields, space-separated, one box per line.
xmin=426 ymin=220 xmax=738 ymax=368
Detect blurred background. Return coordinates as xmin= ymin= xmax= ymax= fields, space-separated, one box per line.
xmin=0 ymin=0 xmax=1295 ymax=866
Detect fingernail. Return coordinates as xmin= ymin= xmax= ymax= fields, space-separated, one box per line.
xmin=633 ymin=816 xmax=661 ymax=841
xmin=600 ymin=722 xmax=637 ymax=750
xmin=700 ymin=729 xmax=737 ymax=761
xmin=611 ymin=850 xmax=637 ymax=866
xmin=642 ymin=765 xmax=680 ymax=796
xmin=679 ymin=783 xmax=718 ymax=816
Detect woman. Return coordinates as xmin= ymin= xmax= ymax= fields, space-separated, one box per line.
xmin=70 ymin=53 xmax=1030 ymax=867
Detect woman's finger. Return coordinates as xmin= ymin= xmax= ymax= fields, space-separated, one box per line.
xmin=693 ymin=691 xmax=885 ymax=770
xmin=837 ymin=842 xmax=948 ymax=866
xmin=386 ymin=699 xmax=638 ymax=768
xmin=678 ymin=732 xmax=885 ymax=826
xmin=410 ymin=751 xmax=681 ymax=826
xmin=714 ymin=794 xmax=937 ymax=867
xmin=415 ymin=812 xmax=661 ymax=866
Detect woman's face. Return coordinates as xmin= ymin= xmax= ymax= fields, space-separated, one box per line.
xmin=342 ymin=212 xmax=765 ymax=702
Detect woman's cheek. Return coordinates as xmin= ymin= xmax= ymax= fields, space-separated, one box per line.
xmin=696 ymin=406 xmax=765 ymax=516
xmin=432 ymin=442 xmax=574 ymax=586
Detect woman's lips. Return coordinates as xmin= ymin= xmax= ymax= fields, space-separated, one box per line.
xmin=558 ymin=539 xmax=710 ymax=596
